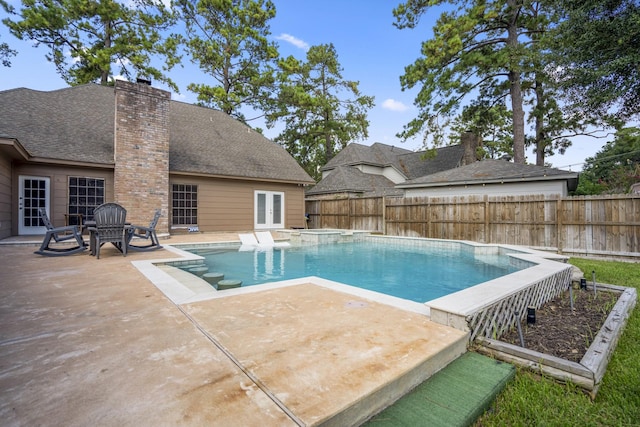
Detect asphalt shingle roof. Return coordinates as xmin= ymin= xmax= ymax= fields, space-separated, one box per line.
xmin=395 ymin=145 xmax=466 ymax=179
xmin=0 ymin=84 xmax=314 ymax=184
xmin=397 ymin=159 xmax=578 ymax=188
xmin=323 ymin=143 xmax=413 ymax=170
xmin=305 ymin=165 xmax=403 ymax=197
xmin=310 ymin=142 xmax=466 ymax=196
xmin=0 ymin=85 xmax=115 ymax=164
xmin=323 ymin=142 xmax=465 ymax=180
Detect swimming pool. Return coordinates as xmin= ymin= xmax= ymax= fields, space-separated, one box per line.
xmin=188 ymin=241 xmax=529 ymax=303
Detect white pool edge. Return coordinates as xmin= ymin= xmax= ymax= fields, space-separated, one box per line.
xmin=131 ymin=234 xmax=573 ymax=340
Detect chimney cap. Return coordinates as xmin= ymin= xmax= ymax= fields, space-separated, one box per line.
xmin=136 ymin=77 xmax=152 ymax=85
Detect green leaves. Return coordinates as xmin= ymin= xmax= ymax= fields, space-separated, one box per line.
xmin=3 ymin=0 xmax=181 ymax=88
xmin=394 ymin=0 xmax=622 ymax=166
xmin=545 ymin=0 xmax=640 ymax=122
xmin=576 ymin=127 xmax=640 ymax=194
xmin=394 ymin=0 xmax=531 ymax=161
xmin=176 ymin=0 xmax=278 ymax=121
xmin=267 ymin=43 xmax=374 ymax=181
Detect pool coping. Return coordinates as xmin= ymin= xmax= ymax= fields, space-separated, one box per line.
xmin=130 ymin=233 xmax=574 ymax=342
xmin=131 ymin=243 xmax=430 ymax=315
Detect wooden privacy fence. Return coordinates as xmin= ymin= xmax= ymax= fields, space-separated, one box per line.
xmin=305 ymin=194 xmax=640 ymax=257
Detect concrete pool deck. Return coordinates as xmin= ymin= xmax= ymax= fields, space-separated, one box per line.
xmin=0 ymin=233 xmax=469 ymax=426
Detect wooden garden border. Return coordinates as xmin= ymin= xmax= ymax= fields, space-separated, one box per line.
xmin=475 ymin=283 xmax=637 ymax=398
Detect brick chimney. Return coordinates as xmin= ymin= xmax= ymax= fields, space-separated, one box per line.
xmin=113 ymin=80 xmax=170 ymax=234
xmin=461 ymin=131 xmax=481 ymax=166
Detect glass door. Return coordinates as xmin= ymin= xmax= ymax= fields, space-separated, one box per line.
xmin=18 ymin=175 xmax=50 ymax=235
xmin=255 ymin=191 xmax=284 ymax=229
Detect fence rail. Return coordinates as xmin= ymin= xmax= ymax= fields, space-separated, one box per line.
xmin=305 ymin=194 xmax=640 ymax=258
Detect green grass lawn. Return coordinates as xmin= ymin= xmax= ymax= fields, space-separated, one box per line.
xmin=476 ymin=258 xmax=640 ymax=426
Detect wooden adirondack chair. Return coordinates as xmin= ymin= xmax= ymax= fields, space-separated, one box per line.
xmin=127 ymin=209 xmax=162 ymax=251
xmin=89 ymin=203 xmax=128 ymax=259
xmin=34 ymin=208 xmax=87 ymax=256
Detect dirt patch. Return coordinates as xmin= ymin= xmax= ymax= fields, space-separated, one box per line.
xmin=500 ymin=288 xmax=620 ymax=362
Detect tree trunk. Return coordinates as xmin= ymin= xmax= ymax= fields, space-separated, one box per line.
xmin=535 ymin=77 xmax=545 ymax=166
xmin=101 ymin=19 xmax=112 ymax=86
xmin=507 ymin=0 xmax=526 ymax=164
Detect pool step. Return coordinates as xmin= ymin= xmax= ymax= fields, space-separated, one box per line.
xmin=321 ymin=329 xmax=469 ymax=426
xmin=363 ymin=352 xmax=516 ymax=426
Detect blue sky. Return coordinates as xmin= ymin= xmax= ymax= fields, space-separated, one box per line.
xmin=1 ymin=0 xmax=608 ymax=171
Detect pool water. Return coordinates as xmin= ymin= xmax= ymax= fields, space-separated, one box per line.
xmin=192 ymin=242 xmax=524 ymax=303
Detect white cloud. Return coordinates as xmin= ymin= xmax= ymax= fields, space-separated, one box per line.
xmin=172 ymin=92 xmax=188 ymax=101
xmin=381 ymin=99 xmax=409 ymax=112
xmin=275 ymin=33 xmax=310 ymax=50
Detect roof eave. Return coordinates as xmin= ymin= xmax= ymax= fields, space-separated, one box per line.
xmin=397 ymin=173 xmax=580 ymax=189
xmin=322 ymin=160 xmax=385 ymax=172
xmin=170 ymin=170 xmax=315 ymax=186
xmin=24 ymin=155 xmax=114 ymax=169
xmin=322 ymin=162 xmax=409 ymax=181
xmin=0 ymin=137 xmax=31 ymax=161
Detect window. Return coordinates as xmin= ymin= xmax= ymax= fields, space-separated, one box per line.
xmin=172 ymin=184 xmax=198 ymax=226
xmin=68 ymin=177 xmax=105 ymax=225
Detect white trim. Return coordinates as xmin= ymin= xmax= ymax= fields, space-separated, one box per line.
xmin=18 ymin=175 xmax=50 ymax=235
xmin=254 ymin=190 xmax=285 ymax=229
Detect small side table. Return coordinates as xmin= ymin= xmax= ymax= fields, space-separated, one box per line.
xmin=64 ymin=213 xmax=84 ymax=232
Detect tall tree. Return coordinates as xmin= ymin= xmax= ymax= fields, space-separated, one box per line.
xmin=266 ymin=44 xmax=374 ymax=181
xmin=449 ymin=100 xmax=514 ymax=160
xmin=393 ymin=0 xmax=532 ymax=163
xmin=575 ymin=127 xmax=640 ymax=194
xmin=3 ymin=0 xmax=181 ymax=88
xmin=545 ymin=0 xmax=640 ymax=122
xmin=524 ymin=1 xmax=604 ymax=166
xmin=175 ymin=0 xmax=278 ymax=122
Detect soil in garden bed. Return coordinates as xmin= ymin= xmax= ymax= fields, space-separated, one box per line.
xmin=500 ymin=288 xmax=620 ymax=362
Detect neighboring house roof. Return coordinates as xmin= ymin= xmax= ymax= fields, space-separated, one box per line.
xmin=397 ymin=159 xmax=579 ymax=190
xmin=322 ymin=142 xmax=465 ymax=181
xmin=395 ymin=145 xmax=465 ymax=180
xmin=308 ymin=142 xmax=466 ymax=197
xmin=0 ymin=85 xmax=314 ymax=184
xmin=323 ymin=142 xmax=413 ymax=171
xmin=305 ymin=165 xmax=403 ymax=197
xmin=309 ymin=141 xmax=578 ymax=198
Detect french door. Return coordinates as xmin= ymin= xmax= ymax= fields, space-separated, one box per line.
xmin=18 ymin=175 xmax=50 ymax=235
xmin=254 ymin=191 xmax=284 ymax=229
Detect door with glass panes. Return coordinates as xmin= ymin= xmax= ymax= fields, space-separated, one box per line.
xmin=18 ymin=175 xmax=49 ymax=235
xmin=254 ymin=191 xmax=284 ymax=229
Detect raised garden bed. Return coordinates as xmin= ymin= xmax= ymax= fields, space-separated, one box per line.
xmin=475 ymin=282 xmax=636 ymax=398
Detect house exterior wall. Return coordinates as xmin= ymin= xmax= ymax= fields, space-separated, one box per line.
xmin=10 ymin=163 xmax=114 ymax=234
xmin=5 ymin=162 xmax=307 ymax=235
xmin=114 ymin=81 xmax=170 ymax=233
xmin=0 ymin=152 xmax=12 ymax=240
xmin=170 ymin=174 xmax=307 ymax=231
xmin=404 ymin=180 xmax=568 ymax=198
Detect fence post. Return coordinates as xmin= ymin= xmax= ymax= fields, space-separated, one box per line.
xmin=556 ymin=197 xmax=563 ymax=254
xmin=382 ymin=196 xmax=386 ymax=234
xmin=484 ymin=195 xmax=490 ymax=243
xmin=348 ymin=198 xmax=352 ymax=230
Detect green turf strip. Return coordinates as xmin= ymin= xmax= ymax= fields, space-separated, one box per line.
xmin=364 ymin=352 xmax=515 ymax=427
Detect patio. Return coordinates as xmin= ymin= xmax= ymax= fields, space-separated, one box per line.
xmin=0 ymin=233 xmax=470 ymax=426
